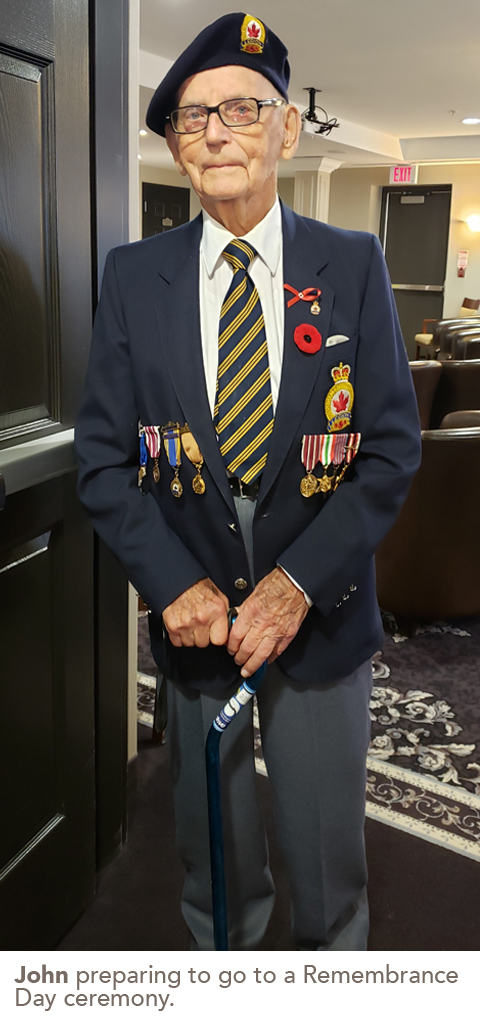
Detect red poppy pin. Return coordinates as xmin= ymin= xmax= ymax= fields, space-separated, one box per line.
xmin=294 ymin=323 xmax=322 ymax=354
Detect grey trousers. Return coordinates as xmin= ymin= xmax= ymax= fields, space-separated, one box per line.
xmin=166 ymin=661 xmax=372 ymax=950
xmin=165 ymin=493 xmax=372 ymax=950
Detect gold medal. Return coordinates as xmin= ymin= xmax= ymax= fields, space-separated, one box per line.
xmin=310 ymin=300 xmax=321 ymax=315
xmin=181 ymin=425 xmax=206 ymax=495
xmin=318 ymin=473 xmax=332 ymax=493
xmin=192 ymin=473 xmax=206 ymax=495
xmin=138 ymin=465 xmax=146 ymax=487
xmin=153 ymin=459 xmax=160 ymax=483
xmin=170 ymin=473 xmax=183 ymax=498
xmin=300 ymin=472 xmax=319 ymax=498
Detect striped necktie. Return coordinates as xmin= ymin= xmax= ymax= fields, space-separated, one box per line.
xmin=214 ymin=239 xmax=273 ymax=485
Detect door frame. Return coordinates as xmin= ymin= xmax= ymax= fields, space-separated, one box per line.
xmin=89 ymin=0 xmax=131 ymax=871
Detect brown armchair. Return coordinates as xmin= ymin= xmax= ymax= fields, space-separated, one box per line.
xmin=409 ymin=361 xmax=442 ymax=428
xmin=430 ymin=359 xmax=480 ymax=428
xmin=437 ymin=317 xmax=480 ymax=359
xmin=375 ymin=427 xmax=480 ymax=620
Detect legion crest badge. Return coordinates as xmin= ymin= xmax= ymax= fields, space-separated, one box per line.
xmin=240 ymin=14 xmax=266 ymax=53
xmin=324 ymin=362 xmax=354 ymax=432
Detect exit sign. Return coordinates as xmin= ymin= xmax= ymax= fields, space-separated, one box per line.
xmin=389 ymin=164 xmax=419 ymax=184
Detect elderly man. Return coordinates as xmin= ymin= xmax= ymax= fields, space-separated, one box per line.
xmin=75 ymin=13 xmax=421 ymax=950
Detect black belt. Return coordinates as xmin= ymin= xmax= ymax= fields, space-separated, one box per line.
xmin=228 ymin=475 xmax=261 ymax=499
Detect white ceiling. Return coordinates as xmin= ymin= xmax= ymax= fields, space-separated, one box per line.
xmin=139 ymin=0 xmax=480 ymax=169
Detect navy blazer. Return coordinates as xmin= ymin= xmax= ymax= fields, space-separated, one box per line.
xmin=75 ymin=203 xmax=421 ymax=691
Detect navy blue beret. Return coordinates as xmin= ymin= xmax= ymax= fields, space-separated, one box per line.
xmin=146 ymin=12 xmax=290 ymax=138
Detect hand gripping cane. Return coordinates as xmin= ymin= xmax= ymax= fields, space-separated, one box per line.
xmin=205 ymin=608 xmax=267 ymax=951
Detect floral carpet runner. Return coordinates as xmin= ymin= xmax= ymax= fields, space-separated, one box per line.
xmin=365 ymin=614 xmax=480 ymax=861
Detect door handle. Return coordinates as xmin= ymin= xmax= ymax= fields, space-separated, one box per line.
xmin=391 ymin=284 xmax=444 ymax=292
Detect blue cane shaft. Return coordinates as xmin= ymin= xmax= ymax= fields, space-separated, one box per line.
xmin=205 ymin=726 xmax=228 ymax=951
xmin=206 ymin=655 xmax=267 ymax=951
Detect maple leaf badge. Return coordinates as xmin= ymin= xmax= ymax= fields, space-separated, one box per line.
xmin=324 ymin=363 xmax=354 ymax=433
xmin=240 ymin=15 xmax=266 ymax=53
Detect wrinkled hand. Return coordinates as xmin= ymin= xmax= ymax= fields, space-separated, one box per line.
xmin=162 ymin=578 xmax=229 ymax=648
xmin=227 ymin=567 xmax=309 ymax=678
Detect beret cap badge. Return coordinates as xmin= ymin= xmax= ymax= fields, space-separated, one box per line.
xmin=240 ymin=14 xmax=266 ymax=54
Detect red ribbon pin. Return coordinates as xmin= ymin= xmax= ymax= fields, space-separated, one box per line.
xmin=284 ymin=284 xmax=322 ymax=309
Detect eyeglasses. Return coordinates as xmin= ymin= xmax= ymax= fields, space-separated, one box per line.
xmin=167 ymin=97 xmax=287 ymax=135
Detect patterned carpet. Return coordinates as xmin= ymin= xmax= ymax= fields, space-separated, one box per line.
xmin=366 ymin=613 xmax=480 ymax=861
xmin=137 ymin=612 xmax=480 ymax=860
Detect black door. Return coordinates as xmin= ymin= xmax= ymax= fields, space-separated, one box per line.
xmin=0 ymin=0 xmax=112 ymax=948
xmin=142 ymin=182 xmax=190 ymax=236
xmin=380 ymin=185 xmax=452 ymax=358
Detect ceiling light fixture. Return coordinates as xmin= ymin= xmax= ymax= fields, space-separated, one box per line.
xmin=301 ymin=87 xmax=340 ymax=136
xmin=139 ymin=129 xmax=148 ymax=136
xmin=462 ymin=117 xmax=480 ymax=125
xmin=138 ymin=153 xmax=142 ymax=160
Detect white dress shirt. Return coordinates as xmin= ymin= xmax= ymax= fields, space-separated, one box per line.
xmin=199 ymin=197 xmax=284 ymax=414
xmin=198 ymin=197 xmax=312 ymax=607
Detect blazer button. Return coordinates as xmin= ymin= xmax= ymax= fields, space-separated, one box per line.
xmin=234 ymin=578 xmax=248 ymax=590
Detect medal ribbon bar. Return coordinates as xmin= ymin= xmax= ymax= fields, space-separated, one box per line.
xmin=301 ymin=434 xmax=321 ymax=473
xmin=332 ymin=433 xmax=348 ymax=465
xmin=144 ymin=425 xmax=161 ymax=459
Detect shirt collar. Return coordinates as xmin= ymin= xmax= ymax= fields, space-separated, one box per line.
xmin=201 ymin=197 xmax=282 ymax=279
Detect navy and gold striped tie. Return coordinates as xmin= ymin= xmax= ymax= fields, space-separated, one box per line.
xmin=214 ymin=240 xmax=273 ymax=485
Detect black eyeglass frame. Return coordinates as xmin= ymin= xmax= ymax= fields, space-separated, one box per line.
xmin=166 ymin=97 xmax=287 ymax=134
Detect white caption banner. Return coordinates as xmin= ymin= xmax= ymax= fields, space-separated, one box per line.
xmin=0 ymin=951 xmax=478 ymax=1017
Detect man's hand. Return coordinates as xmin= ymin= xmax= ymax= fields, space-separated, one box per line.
xmin=162 ymin=578 xmax=229 ymax=648
xmin=227 ymin=567 xmax=309 ymax=678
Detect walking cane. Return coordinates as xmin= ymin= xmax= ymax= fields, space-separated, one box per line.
xmin=205 ymin=608 xmax=267 ymax=950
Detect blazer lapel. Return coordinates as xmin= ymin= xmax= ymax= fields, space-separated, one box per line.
xmin=257 ymin=206 xmax=335 ymax=509
xmin=154 ymin=219 xmax=234 ymax=511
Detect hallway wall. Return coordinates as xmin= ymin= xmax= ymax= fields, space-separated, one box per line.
xmin=280 ymin=161 xmax=480 ymax=319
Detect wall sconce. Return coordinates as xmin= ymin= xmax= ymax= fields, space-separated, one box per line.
xmin=465 ymin=214 xmax=480 ymax=232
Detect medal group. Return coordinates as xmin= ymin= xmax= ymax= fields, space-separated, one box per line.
xmin=300 ymin=432 xmax=361 ymax=498
xmin=138 ymin=422 xmax=206 ymax=498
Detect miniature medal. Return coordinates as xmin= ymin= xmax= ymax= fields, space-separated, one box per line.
xmin=317 ymin=434 xmax=336 ymax=493
xmin=138 ymin=427 xmax=148 ymax=489
xmin=300 ymin=435 xmax=321 ymax=497
xmin=324 ymin=363 xmax=354 ymax=432
xmin=310 ymin=300 xmax=321 ymax=316
xmin=330 ymin=433 xmax=348 ymax=486
xmin=181 ymin=426 xmax=206 ymax=494
xmin=332 ymin=433 xmax=361 ymax=490
xmin=144 ymin=426 xmax=161 ymax=482
xmin=162 ymin=423 xmax=183 ymax=497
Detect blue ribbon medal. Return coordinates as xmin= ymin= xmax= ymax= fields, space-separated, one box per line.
xmin=138 ymin=425 xmax=148 ymax=491
xmin=162 ymin=423 xmax=183 ymax=498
